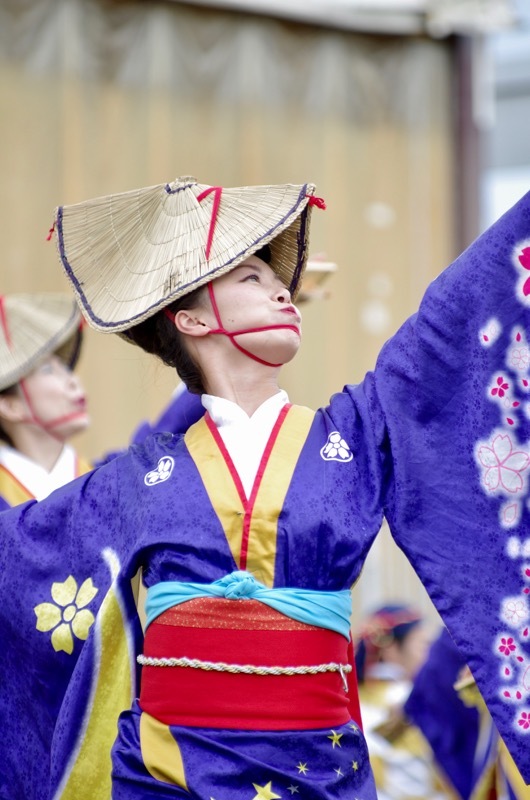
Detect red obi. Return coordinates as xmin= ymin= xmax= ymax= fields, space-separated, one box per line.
xmin=139 ymin=597 xmax=361 ymax=730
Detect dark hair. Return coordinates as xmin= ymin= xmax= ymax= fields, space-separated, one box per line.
xmin=123 ymin=247 xmax=272 ymax=394
xmin=255 ymin=244 xmax=271 ymax=263
xmin=354 ymin=604 xmax=422 ymax=683
xmin=122 ymin=285 xmax=207 ymax=395
xmin=0 ymin=384 xmax=18 ymax=447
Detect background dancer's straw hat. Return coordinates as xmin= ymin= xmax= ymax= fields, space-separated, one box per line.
xmin=0 ymin=294 xmax=83 ymax=392
xmin=299 ymin=257 xmax=337 ymax=303
xmin=53 ymin=176 xmax=323 ymax=333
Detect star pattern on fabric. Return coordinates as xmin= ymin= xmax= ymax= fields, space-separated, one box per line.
xmin=334 ymin=766 xmax=344 ymax=777
xmin=352 ymin=761 xmax=359 ymax=771
xmin=252 ymin=781 xmax=281 ymax=800
xmin=327 ymin=730 xmax=343 ymax=748
xmin=287 ymin=787 xmax=299 ymax=795
xmin=296 ymin=762 xmax=309 ymax=774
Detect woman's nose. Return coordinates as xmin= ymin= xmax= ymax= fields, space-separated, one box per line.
xmin=275 ymin=286 xmax=291 ymax=304
xmin=67 ymin=370 xmax=83 ymax=390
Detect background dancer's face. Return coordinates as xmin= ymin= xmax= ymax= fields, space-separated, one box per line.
xmin=10 ymin=355 xmax=89 ymax=442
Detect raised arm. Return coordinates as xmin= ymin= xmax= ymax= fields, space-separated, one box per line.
xmin=371 ymin=191 xmax=530 ymax=781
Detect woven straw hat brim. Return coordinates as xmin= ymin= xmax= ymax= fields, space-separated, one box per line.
xmin=55 ymin=178 xmax=316 ymax=333
xmin=0 ymin=294 xmax=82 ymax=392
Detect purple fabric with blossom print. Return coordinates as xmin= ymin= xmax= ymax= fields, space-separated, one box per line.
xmin=1 ymin=192 xmax=530 ymax=797
xmin=372 ymin=193 xmax=530 ymax=781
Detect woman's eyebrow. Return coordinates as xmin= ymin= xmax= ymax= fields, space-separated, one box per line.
xmin=234 ymin=262 xmax=264 ymax=275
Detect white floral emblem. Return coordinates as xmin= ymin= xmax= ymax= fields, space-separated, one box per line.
xmin=144 ymin=456 xmax=174 ymax=486
xmin=320 ymin=431 xmax=353 ymax=462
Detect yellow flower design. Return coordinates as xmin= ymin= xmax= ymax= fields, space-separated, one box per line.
xmin=34 ymin=575 xmax=98 ymax=654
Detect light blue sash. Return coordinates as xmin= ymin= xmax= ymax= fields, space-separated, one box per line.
xmin=145 ymin=570 xmax=352 ymax=640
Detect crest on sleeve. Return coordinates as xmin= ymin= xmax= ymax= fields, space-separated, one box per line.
xmin=320 ymin=431 xmax=353 ymax=462
xmin=144 ymin=456 xmax=175 ymax=486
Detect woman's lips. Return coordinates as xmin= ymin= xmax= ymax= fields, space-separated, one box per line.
xmin=280 ymin=306 xmax=301 ymax=322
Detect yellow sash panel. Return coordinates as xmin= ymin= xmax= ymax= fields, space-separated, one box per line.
xmin=57 ymin=581 xmax=134 ymax=799
xmin=497 ymin=739 xmax=530 ymax=798
xmin=140 ymin=712 xmax=189 ymax=789
xmin=185 ymin=417 xmax=246 ymax=569
xmin=185 ymin=405 xmax=314 ymax=587
xmin=76 ymin=456 xmax=93 ymax=477
xmin=0 ymin=457 xmax=92 ymax=508
xmin=0 ymin=465 xmax=33 ymax=506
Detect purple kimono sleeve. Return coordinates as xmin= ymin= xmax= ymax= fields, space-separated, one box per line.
xmin=373 ymin=191 xmax=530 ymax=781
xmin=404 ymin=627 xmax=479 ymax=798
xmin=0 ymin=457 xmax=137 ymax=800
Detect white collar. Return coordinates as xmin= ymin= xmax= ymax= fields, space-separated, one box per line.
xmin=200 ymin=390 xmax=289 ymax=498
xmin=201 ymin=390 xmax=289 ymax=428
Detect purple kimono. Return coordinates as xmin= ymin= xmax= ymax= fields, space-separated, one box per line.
xmin=2 ymin=193 xmax=530 ymax=799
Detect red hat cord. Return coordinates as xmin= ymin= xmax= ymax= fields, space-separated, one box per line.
xmin=17 ymin=378 xmax=87 ymax=435
xmin=197 ymin=185 xmax=326 ymax=262
xmin=165 ymin=185 xmax=326 ymax=367
xmin=164 ymin=281 xmax=300 ymax=369
xmin=0 ymin=296 xmax=12 ymax=349
xmin=205 ymin=282 xmax=300 ymax=367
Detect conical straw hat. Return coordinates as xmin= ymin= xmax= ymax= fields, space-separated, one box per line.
xmin=0 ymin=294 xmax=82 ymax=392
xmin=54 ymin=177 xmax=320 ymax=333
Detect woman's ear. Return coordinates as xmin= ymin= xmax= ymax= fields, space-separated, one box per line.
xmin=0 ymin=392 xmax=25 ymax=424
xmin=173 ymin=309 xmax=211 ymax=338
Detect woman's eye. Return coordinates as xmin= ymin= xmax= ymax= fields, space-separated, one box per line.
xmin=39 ymin=363 xmax=54 ymax=375
xmin=243 ymin=273 xmax=260 ymax=283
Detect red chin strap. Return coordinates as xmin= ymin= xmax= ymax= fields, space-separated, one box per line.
xmin=164 ymin=282 xmax=300 ymax=368
xmin=0 ymin=297 xmax=86 ymax=442
xmin=18 ymin=379 xmax=86 ymax=440
xmin=205 ymin=283 xmax=300 ymax=367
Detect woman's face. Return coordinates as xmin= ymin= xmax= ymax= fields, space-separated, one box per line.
xmin=203 ymin=256 xmax=303 ymax=366
xmin=18 ymin=355 xmax=89 ymax=440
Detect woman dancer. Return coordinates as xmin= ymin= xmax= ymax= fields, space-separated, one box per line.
xmin=0 ymin=293 xmax=89 ymax=509
xmin=1 ymin=177 xmax=530 ymax=799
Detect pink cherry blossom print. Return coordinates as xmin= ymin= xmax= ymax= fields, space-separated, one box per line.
xmin=510 ymin=347 xmax=530 ymax=371
xmin=492 ymin=376 xmax=509 ymax=397
xmin=519 ymin=248 xmax=530 ymax=271
xmin=478 ymin=434 xmax=530 ymax=493
xmin=502 ymin=597 xmax=529 ymax=625
xmin=502 ymin=503 xmax=519 ymax=526
xmin=499 ymin=637 xmax=517 ymax=656
xmin=518 ymin=711 xmax=530 ymax=730
xmin=520 ymin=248 xmax=530 ymax=295
xmin=523 ymin=667 xmax=530 ymax=691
